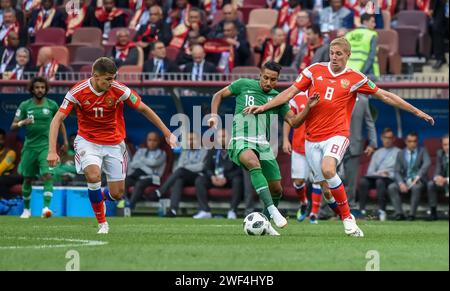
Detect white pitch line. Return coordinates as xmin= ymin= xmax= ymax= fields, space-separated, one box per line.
xmin=0 ymin=237 xmax=108 ymax=250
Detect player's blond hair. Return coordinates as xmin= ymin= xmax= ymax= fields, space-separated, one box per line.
xmin=330 ymin=37 xmax=351 ymax=54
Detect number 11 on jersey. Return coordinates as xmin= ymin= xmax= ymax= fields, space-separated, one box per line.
xmin=93 ymin=107 xmax=103 ymax=118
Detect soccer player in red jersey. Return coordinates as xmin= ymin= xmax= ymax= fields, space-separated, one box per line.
xmin=47 ymin=57 xmax=177 ymax=234
xmin=245 ymin=38 xmax=434 ymax=237
xmin=283 ymin=92 xmax=341 ymax=224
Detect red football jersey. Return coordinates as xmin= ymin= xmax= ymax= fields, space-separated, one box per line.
xmin=59 ymin=79 xmax=141 ymax=145
xmin=289 ymin=92 xmax=308 ymax=155
xmin=293 ymin=62 xmax=379 ymax=142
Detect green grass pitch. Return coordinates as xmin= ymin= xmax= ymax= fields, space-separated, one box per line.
xmin=0 ymin=216 xmax=448 ymax=271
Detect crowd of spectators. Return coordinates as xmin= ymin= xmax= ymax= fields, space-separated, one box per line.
xmin=1 ymin=0 xmax=448 ymax=81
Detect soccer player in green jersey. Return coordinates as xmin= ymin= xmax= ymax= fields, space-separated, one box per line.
xmin=11 ymin=77 xmax=68 ymax=218
xmin=208 ymin=61 xmax=319 ymax=234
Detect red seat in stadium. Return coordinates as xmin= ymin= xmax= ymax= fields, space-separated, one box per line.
xmin=67 ymin=27 xmax=103 ymax=62
xmin=49 ymin=46 xmax=70 ymax=66
xmin=246 ymin=25 xmax=271 ymax=48
xmin=34 ymin=27 xmax=66 ymax=45
xmin=70 ymin=47 xmax=105 ymax=71
xmin=164 ymin=46 xmax=180 ymax=62
xmin=395 ymin=10 xmax=431 ymax=57
xmin=376 ymin=29 xmax=402 ymax=74
xmin=247 ymin=9 xmax=278 ymax=28
xmin=208 ymin=188 xmax=233 ymax=199
xmin=243 ymin=0 xmax=266 ymax=6
xmin=117 ymin=65 xmax=143 ymax=82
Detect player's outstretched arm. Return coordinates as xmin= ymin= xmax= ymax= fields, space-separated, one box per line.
xmin=208 ymin=86 xmax=233 ymax=128
xmin=244 ymin=85 xmax=300 ymax=115
xmin=285 ymin=93 xmax=320 ymax=128
xmin=373 ymin=89 xmax=435 ymax=125
xmin=48 ymin=111 xmax=68 ymax=167
xmin=136 ymin=102 xmax=177 ymax=148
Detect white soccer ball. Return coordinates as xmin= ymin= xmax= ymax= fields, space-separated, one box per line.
xmin=243 ymin=212 xmax=269 ymax=236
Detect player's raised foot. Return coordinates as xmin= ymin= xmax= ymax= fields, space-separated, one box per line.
xmin=309 ymin=214 xmax=318 ymax=224
xmin=343 ymin=215 xmax=364 ymax=237
xmin=20 ymin=208 xmax=31 ymax=219
xmin=266 ymin=223 xmax=280 ymax=236
xmin=271 ymin=208 xmax=288 ymax=228
xmin=296 ymin=204 xmax=308 ymax=222
xmin=41 ymin=207 xmax=52 ymax=218
xmin=97 ymin=222 xmax=109 ymax=234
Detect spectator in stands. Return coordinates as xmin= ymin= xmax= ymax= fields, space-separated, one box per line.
xmin=342 ymin=94 xmax=377 ymax=210
xmin=143 ymin=41 xmax=179 ymax=79
xmin=202 ymin=0 xmax=228 ymax=21
xmin=125 ymin=132 xmax=167 ymax=210
xmin=255 ymin=27 xmax=293 ymax=67
xmin=174 ymin=36 xmax=196 ymax=69
xmin=208 ymin=3 xmax=246 ymax=40
xmin=52 ymin=133 xmax=77 ymax=185
xmin=431 ymin=0 xmax=449 ymax=70
xmin=208 ymin=21 xmax=250 ymax=73
xmin=266 ymin=0 xmax=288 ymax=9
xmin=345 ymin=13 xmax=379 ymax=80
xmin=111 ymin=28 xmax=139 ymax=68
xmin=65 ymin=0 xmax=96 ymax=40
xmin=129 ymin=0 xmax=158 ymax=30
xmin=21 ymin=0 xmax=41 ymax=20
xmin=277 ymin=0 xmax=302 ymax=33
xmin=155 ymin=132 xmax=208 ymax=217
xmin=166 ymin=0 xmax=191 ymax=30
xmin=1 ymin=47 xmax=36 ymax=80
xmin=0 ymin=8 xmax=26 ymax=47
xmin=0 ymin=31 xmax=18 ymax=74
xmin=0 ymin=0 xmax=24 ymax=26
xmin=319 ymin=0 xmax=354 ymax=33
xmin=359 ymin=128 xmax=400 ymax=220
xmin=183 ymin=44 xmax=217 ymax=80
xmin=193 ymin=128 xmax=243 ymax=219
xmin=427 ymin=134 xmax=449 ymax=221
xmin=287 ymin=10 xmax=311 ymax=57
xmin=290 ymin=24 xmax=329 ymax=72
xmin=388 ymin=132 xmax=431 ymax=221
xmin=28 ymin=0 xmax=66 ymax=40
xmin=0 ymin=128 xmax=21 ymax=199
xmin=170 ymin=7 xmax=210 ymax=49
xmin=36 ymin=46 xmax=70 ymax=81
xmin=134 ymin=5 xmax=173 ymax=58
xmin=350 ymin=0 xmax=383 ymax=28
xmin=94 ymin=0 xmax=127 ymax=43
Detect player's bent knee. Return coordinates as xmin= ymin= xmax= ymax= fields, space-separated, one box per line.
xmin=321 ymin=167 xmax=336 ymax=179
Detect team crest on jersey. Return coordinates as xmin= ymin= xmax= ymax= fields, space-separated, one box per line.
xmin=105 ymin=96 xmax=115 ymax=107
xmin=340 ymin=79 xmax=350 ymax=89
xmin=42 ymin=108 xmax=50 ymax=115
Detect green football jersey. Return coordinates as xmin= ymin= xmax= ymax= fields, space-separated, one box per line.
xmin=15 ymin=98 xmax=59 ymax=149
xmin=229 ymin=78 xmax=290 ymax=144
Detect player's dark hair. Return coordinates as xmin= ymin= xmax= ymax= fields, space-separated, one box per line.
xmin=361 ymin=13 xmax=375 ymax=24
xmin=263 ymin=61 xmax=282 ymax=74
xmin=442 ymin=134 xmax=449 ymax=140
xmin=0 ymin=128 xmax=6 ymax=137
xmin=28 ymin=76 xmax=49 ymax=95
xmin=93 ymin=57 xmax=117 ymax=75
